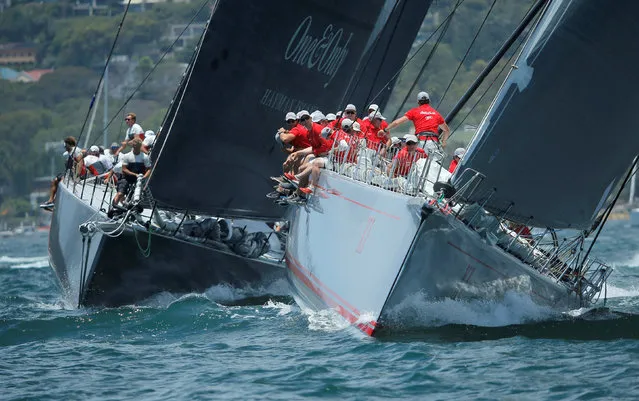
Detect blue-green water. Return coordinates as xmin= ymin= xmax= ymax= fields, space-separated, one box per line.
xmin=1 ymin=221 xmax=638 ymax=400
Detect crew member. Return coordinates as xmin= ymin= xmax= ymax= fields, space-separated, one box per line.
xmin=380 ymin=91 xmax=450 ymax=150
xmin=39 ymin=136 xmax=85 ymax=210
xmin=388 ymin=134 xmax=427 ymax=177
xmin=112 ymin=138 xmax=151 ymax=206
xmin=448 ymin=147 xmax=466 ymax=173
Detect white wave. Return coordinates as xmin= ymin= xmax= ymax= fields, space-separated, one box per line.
xmin=384 ymin=290 xmax=557 ymax=328
xmin=10 ymin=260 xmax=49 ymax=269
xmin=604 ymin=284 xmax=639 ymax=298
xmin=0 ymin=255 xmax=47 ymax=264
xmin=263 ymin=299 xmax=295 ymax=316
xmin=204 ymin=278 xmax=290 ymax=303
xmin=302 ymin=306 xmax=352 ymax=332
xmin=33 ymin=301 xmax=73 ymax=311
xmin=614 ymin=252 xmax=639 ymax=268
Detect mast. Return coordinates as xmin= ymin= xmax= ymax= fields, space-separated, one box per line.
xmin=630 ymin=169 xmax=636 ymax=205
xmin=103 ymin=62 xmax=109 ymax=148
xmin=83 ymin=79 xmax=103 ymax=149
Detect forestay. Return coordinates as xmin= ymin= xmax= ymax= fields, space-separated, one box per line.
xmin=453 ymin=0 xmax=639 ymax=229
xmin=148 ymin=0 xmax=384 ymax=219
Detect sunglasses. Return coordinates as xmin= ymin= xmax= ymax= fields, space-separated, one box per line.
xmin=300 ymin=116 xmax=311 ymax=121
xmin=286 ymin=119 xmax=296 ymax=124
xmin=345 ymin=111 xmax=355 ymax=114
xmin=125 ymin=118 xmax=132 ymax=121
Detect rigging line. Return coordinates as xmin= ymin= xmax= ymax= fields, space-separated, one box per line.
xmin=365 ymin=0 xmax=466 ymax=120
xmin=356 ymin=0 xmax=408 ymax=109
xmin=95 ymin=0 xmax=211 ymax=145
xmin=436 ymin=0 xmax=499 ymax=109
xmin=336 ymin=0 xmax=404 ymax=116
xmin=448 ymin=0 xmax=540 ymax=138
xmin=581 ymin=157 xmax=639 ymax=268
xmin=390 ymin=0 xmax=460 ymax=121
xmin=377 ymin=0 xmax=467 ymax=103
xmin=339 ymin=0 xmax=466 ymax=122
xmin=449 ymin=34 xmax=524 ymax=137
xmin=74 ymin=0 xmax=133 ymax=153
xmin=445 ymin=0 xmax=548 ymax=124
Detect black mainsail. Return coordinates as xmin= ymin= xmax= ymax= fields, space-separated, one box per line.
xmin=149 ymin=0 xmax=385 ymax=219
xmin=453 ymin=0 xmax=639 ymax=229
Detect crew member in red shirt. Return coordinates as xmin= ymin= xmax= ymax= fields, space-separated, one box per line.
xmin=279 ymin=111 xmax=311 ymax=152
xmin=280 ymin=110 xmax=314 ymax=176
xmin=331 ymin=118 xmax=361 ymax=165
xmin=448 ymin=147 xmax=466 ymax=173
xmin=388 ymin=134 xmax=427 ymax=177
xmin=332 ymin=103 xmax=364 ymax=130
xmin=361 ymin=111 xmax=389 ymax=152
xmin=284 ymin=116 xmax=333 ymax=192
xmin=380 ymin=91 xmax=451 ymax=149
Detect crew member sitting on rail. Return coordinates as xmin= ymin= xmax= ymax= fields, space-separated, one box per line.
xmin=39 ymin=136 xmax=85 ymax=210
xmin=380 ymin=91 xmax=451 ymax=150
xmin=112 ymin=138 xmax=151 ymax=206
xmin=284 ymin=115 xmax=334 ymax=193
xmin=387 ymin=134 xmax=427 ymax=177
xmin=331 ymin=104 xmax=363 ymax=130
xmin=448 ymin=147 xmax=466 ymax=173
xmin=142 ymin=130 xmax=156 ymax=153
xmin=84 ymin=145 xmax=110 ymax=176
xmin=280 ymin=110 xmax=313 ymax=175
xmin=362 ymin=104 xmax=379 ymax=121
xmin=331 ymin=118 xmax=361 ymax=165
xmin=362 ymin=111 xmax=389 ymax=151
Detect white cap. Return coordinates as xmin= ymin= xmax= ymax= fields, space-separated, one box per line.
xmin=352 ymin=122 xmax=361 ymax=132
xmin=336 ymin=111 xmax=343 ymax=117
xmin=341 ymin=118 xmax=354 ymax=129
xmin=367 ymin=104 xmax=379 ymax=112
xmin=296 ymin=110 xmax=310 ymax=119
xmin=145 ymin=130 xmax=155 ymax=137
xmin=345 ymin=104 xmax=356 ymax=112
xmin=390 ymin=137 xmax=401 ymax=145
xmin=326 ymin=113 xmax=337 ymax=121
xmin=454 ymin=147 xmax=466 ymax=158
xmin=285 ymin=112 xmax=297 ymax=121
xmin=404 ymin=134 xmax=418 ymax=144
xmin=369 ymin=111 xmax=386 ymax=120
xmin=311 ymin=111 xmax=326 ymax=123
xmin=89 ymin=145 xmax=100 ymax=152
xmin=417 ymin=91 xmax=430 ymax=101
xmin=320 ymin=127 xmax=332 ymax=139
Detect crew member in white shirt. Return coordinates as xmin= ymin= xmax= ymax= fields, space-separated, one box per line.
xmin=112 ymin=138 xmax=152 ymax=206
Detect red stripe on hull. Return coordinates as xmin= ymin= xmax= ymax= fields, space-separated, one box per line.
xmin=286 ymin=253 xmax=377 ymax=336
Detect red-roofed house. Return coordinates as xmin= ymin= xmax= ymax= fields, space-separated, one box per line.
xmin=24 ymin=69 xmax=54 ymax=82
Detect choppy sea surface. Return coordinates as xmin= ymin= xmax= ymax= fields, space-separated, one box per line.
xmin=1 ymin=221 xmax=638 ymax=400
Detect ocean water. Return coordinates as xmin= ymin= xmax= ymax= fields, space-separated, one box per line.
xmin=1 ymin=221 xmax=638 ymax=400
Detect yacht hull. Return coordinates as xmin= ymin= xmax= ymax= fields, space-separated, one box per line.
xmin=285 ymin=172 xmax=580 ymax=336
xmin=49 ymin=182 xmax=285 ymax=307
